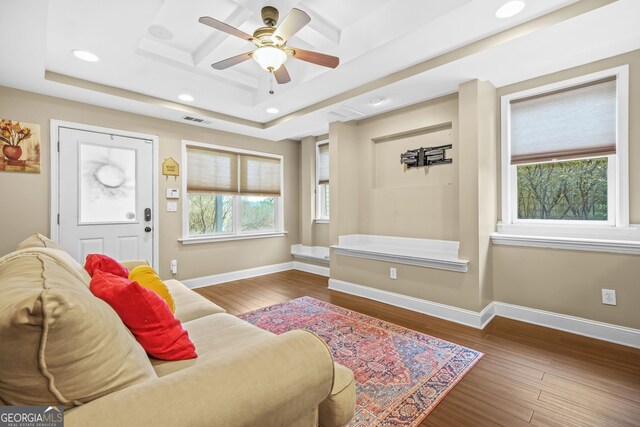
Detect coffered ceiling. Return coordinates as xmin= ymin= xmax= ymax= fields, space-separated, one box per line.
xmin=1 ymin=0 xmax=639 ymax=141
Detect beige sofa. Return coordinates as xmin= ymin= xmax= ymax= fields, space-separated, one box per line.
xmin=0 ymin=234 xmax=355 ymax=427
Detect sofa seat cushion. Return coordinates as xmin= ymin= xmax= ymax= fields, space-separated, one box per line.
xmin=165 ymin=279 xmax=225 ymax=323
xmin=152 ymin=313 xmax=273 ymax=377
xmin=0 ymin=249 xmax=157 ymax=408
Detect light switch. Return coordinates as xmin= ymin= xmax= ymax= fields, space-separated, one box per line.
xmin=167 ymin=202 xmax=178 ymax=212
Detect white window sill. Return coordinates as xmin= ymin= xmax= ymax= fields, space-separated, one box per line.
xmin=492 ymin=223 xmax=640 ymax=255
xmin=314 ymin=218 xmax=329 ymax=224
xmin=179 ymin=231 xmax=287 ymax=245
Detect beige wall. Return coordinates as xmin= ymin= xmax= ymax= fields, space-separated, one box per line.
xmin=356 ymin=95 xmax=460 ymax=240
xmin=0 ymin=86 xmax=300 ymax=280
xmin=329 ymin=92 xmax=499 ymax=312
xmin=313 ymin=223 xmax=330 ymax=247
xmin=493 ymin=50 xmax=640 ymax=329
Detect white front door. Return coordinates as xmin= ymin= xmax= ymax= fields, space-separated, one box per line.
xmin=57 ymin=127 xmax=154 ymax=265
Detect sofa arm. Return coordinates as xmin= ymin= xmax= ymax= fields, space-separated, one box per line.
xmin=65 ymin=329 xmax=335 ymax=427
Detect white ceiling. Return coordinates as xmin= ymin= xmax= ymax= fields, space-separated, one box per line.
xmin=1 ymin=0 xmax=639 ymax=141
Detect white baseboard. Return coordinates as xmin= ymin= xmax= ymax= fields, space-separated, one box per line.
xmin=293 ymin=261 xmax=330 ymax=277
xmin=328 ymin=279 xmax=494 ymax=329
xmin=182 ymin=262 xmax=294 ymax=289
xmin=491 ymin=302 xmax=640 ymax=349
xmin=328 ymin=278 xmax=640 ymax=349
xmin=181 ymin=265 xmax=640 ymax=349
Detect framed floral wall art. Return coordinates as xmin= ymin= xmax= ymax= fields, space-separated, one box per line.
xmin=0 ymin=119 xmax=41 ymax=173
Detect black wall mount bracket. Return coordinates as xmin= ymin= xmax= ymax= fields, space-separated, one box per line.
xmin=400 ymin=144 xmax=453 ymax=169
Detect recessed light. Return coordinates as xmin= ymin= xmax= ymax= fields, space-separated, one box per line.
xmin=72 ymin=50 xmax=99 ymax=62
xmin=368 ymin=96 xmax=387 ymax=106
xmin=266 ymin=107 xmax=279 ymax=114
xmin=178 ymin=94 xmax=194 ymax=102
xmin=495 ymin=1 xmax=525 ymax=18
xmin=148 ymin=25 xmax=174 ymax=40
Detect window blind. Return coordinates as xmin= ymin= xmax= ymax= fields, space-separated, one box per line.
xmin=239 ymin=154 xmax=282 ymax=196
xmin=510 ymin=77 xmax=616 ymax=165
xmin=317 ymin=143 xmax=329 ymax=184
xmin=186 ymin=146 xmax=238 ymax=193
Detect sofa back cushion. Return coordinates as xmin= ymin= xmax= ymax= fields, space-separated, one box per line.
xmin=16 ymin=233 xmax=64 ymax=251
xmin=15 ymin=234 xmax=92 ymax=287
xmin=0 ymin=249 xmax=156 ymax=408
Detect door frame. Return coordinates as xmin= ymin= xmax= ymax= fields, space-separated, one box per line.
xmin=50 ymin=119 xmax=159 ymax=269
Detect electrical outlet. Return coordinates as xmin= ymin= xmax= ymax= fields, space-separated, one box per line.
xmin=389 ymin=268 xmax=397 ymax=280
xmin=170 ymin=259 xmax=178 ymax=275
xmin=602 ymin=289 xmax=616 ymax=305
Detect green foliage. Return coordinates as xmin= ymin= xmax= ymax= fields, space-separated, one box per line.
xmin=241 ymin=196 xmax=275 ymax=231
xmin=188 ymin=194 xmax=276 ymax=235
xmin=517 ymin=158 xmax=608 ymax=221
xmin=188 ymin=194 xmax=232 ymax=235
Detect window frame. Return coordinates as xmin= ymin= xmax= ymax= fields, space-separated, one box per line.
xmin=500 ymin=65 xmax=629 ymax=237
xmin=180 ymin=140 xmax=285 ymax=243
xmin=315 ymin=140 xmax=329 ymax=221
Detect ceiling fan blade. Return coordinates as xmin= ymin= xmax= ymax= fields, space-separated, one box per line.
xmin=199 ymin=16 xmax=253 ymax=41
xmin=274 ymin=65 xmax=291 ymax=84
xmin=290 ymin=47 xmax=339 ymax=69
xmin=273 ymin=8 xmax=310 ymax=42
xmin=212 ymin=52 xmax=253 ymax=70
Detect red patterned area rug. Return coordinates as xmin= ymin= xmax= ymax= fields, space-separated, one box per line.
xmin=238 ymin=296 xmax=483 ymax=426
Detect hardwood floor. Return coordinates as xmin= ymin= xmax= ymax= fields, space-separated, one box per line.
xmin=195 ymin=270 xmax=640 ymax=426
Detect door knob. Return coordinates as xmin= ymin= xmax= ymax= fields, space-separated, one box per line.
xmin=145 ymin=226 xmax=152 ymax=232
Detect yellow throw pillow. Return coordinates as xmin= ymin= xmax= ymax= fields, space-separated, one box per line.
xmin=128 ymin=266 xmax=176 ymax=313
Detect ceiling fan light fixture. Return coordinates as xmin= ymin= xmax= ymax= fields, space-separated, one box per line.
xmin=253 ymin=46 xmax=287 ymax=72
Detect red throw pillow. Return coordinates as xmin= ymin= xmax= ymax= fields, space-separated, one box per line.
xmin=84 ymin=254 xmax=129 ymax=278
xmin=90 ymin=271 xmax=197 ymax=361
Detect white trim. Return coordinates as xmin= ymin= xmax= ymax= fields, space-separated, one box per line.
xmin=491 ymin=232 xmax=640 ymax=255
xmin=500 ymin=65 xmax=630 ymax=228
xmin=293 ymin=261 xmax=330 ymax=277
xmin=492 ymin=302 xmax=640 ymax=349
xmin=291 ymin=244 xmax=330 ymax=264
xmin=181 ymin=140 xmax=285 ymax=240
xmin=331 ymin=234 xmax=469 ymax=273
xmin=179 ymin=231 xmax=287 ymax=245
xmin=315 ymin=139 xmax=329 ymax=221
xmin=181 ymin=262 xmax=294 ymax=289
xmin=328 ymin=278 xmax=640 ymax=349
xmin=49 ymin=120 xmax=160 ymax=270
xmin=328 ymin=279 xmax=493 ymax=329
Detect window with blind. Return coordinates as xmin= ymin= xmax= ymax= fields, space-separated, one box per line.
xmin=183 ymin=142 xmax=283 ymax=239
xmin=501 ymin=66 xmax=628 ymax=228
xmin=316 ymin=141 xmax=329 ymax=220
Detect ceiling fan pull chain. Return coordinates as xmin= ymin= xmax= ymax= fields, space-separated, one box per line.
xmin=269 ymin=72 xmax=275 ymax=95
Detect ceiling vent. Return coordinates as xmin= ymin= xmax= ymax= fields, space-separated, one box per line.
xmin=327 ymin=105 xmax=365 ymax=122
xmin=183 ymin=116 xmax=212 ymax=125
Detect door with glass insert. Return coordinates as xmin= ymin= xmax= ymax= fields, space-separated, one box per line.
xmin=58 ymin=127 xmax=154 ymax=265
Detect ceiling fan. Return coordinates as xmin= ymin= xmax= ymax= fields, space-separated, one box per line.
xmin=199 ymin=6 xmax=339 ymax=85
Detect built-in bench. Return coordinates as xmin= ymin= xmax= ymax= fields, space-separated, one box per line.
xmin=291 ymin=244 xmax=330 ymax=265
xmin=331 ymin=234 xmax=469 ymax=272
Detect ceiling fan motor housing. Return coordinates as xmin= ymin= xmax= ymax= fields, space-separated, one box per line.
xmin=261 ymin=6 xmax=279 ymax=26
